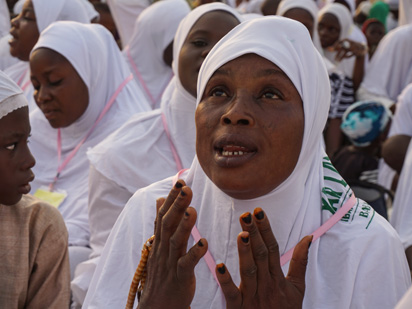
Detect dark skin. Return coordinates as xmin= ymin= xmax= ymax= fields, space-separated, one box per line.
xmin=260 ymin=0 xmax=281 ymax=16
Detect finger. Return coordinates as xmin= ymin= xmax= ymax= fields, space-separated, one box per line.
xmin=161 ymin=186 xmax=192 ymax=246
xmin=252 ymin=208 xmax=282 ymax=278
xmin=216 ymin=263 xmax=242 ymax=309
xmin=154 ymin=197 xmax=165 ymax=235
xmin=155 ymin=180 xmax=185 ymax=242
xmin=239 ymin=212 xmax=270 ymax=281
xmin=169 ymin=206 xmax=197 ymax=263
xmin=236 ymin=230 xmax=257 ymax=298
xmin=286 ymin=235 xmax=313 ymax=294
xmin=177 ymin=237 xmax=208 ymax=282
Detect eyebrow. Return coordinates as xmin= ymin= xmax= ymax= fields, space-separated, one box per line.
xmin=211 ymin=67 xmax=288 ymax=79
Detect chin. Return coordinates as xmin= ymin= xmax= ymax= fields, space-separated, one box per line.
xmin=0 ymin=193 xmax=22 ymax=206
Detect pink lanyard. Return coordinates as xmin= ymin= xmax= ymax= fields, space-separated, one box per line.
xmin=17 ymin=67 xmax=31 ymax=91
xmin=125 ymin=46 xmax=172 ymax=108
xmin=161 ymin=113 xmax=183 ymax=171
xmin=48 ymin=74 xmax=133 ymax=191
xmin=172 ymin=169 xmax=357 ymax=287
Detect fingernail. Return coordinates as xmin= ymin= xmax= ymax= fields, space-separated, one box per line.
xmin=254 ymin=208 xmax=264 ymax=220
xmin=180 ymin=189 xmax=186 ymax=196
xmin=198 ymin=239 xmax=204 ymax=247
xmin=241 ymin=235 xmax=249 ymax=243
xmin=217 ymin=263 xmax=225 ymax=274
xmin=175 ymin=181 xmax=183 ymax=188
xmin=184 ymin=211 xmax=189 ymax=217
xmin=241 ymin=213 xmax=252 ymax=224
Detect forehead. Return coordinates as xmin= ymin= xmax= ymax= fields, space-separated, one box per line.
xmin=319 ymin=12 xmax=340 ymax=27
xmin=23 ymin=0 xmax=35 ymax=11
xmin=0 ymin=107 xmax=30 ymax=139
xmin=283 ymin=8 xmax=314 ymax=23
xmin=30 ymin=47 xmax=69 ymax=66
xmin=188 ymin=10 xmax=239 ymax=35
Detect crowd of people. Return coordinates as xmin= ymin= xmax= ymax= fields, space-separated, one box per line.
xmin=1 ymin=0 xmax=412 ymax=308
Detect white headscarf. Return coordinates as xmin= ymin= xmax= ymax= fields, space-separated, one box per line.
xmin=4 ymin=0 xmax=90 ymax=111
xmin=123 ymin=0 xmax=190 ymax=109
xmin=0 ymin=0 xmax=10 ymax=38
xmin=318 ymin=3 xmax=357 ymax=78
xmin=0 ymin=70 xmax=27 ymax=119
xmin=399 ymin=0 xmax=412 ymax=26
xmin=88 ymin=3 xmax=242 ymax=194
xmin=358 ymin=24 xmax=412 ymax=105
xmin=28 ymin=21 xmax=150 ymax=246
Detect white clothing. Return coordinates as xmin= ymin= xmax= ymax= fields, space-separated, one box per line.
xmin=73 ymin=3 xmax=242 ymax=304
xmin=106 ymin=0 xmax=152 ymax=47
xmin=123 ymin=0 xmax=190 ymax=109
xmin=4 ymin=0 xmax=90 ymax=111
xmin=396 ymin=286 xmax=412 ymax=309
xmin=0 ymin=35 xmax=19 ymax=71
xmin=0 ymin=0 xmax=10 ymax=38
xmin=80 ymin=0 xmax=99 ymax=22
xmin=84 ymin=17 xmax=410 ymax=309
xmin=399 ymin=0 xmax=412 ymax=26
xmin=29 ymin=22 xmax=150 ymax=247
xmin=236 ymin=0 xmax=264 ymax=14
xmin=0 ymin=69 xmax=26 ymax=117
xmin=319 ymin=3 xmax=365 ymax=78
xmin=358 ymin=24 xmax=412 ymax=107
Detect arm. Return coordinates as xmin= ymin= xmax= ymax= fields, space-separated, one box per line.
xmin=325 ymin=118 xmax=343 ymax=158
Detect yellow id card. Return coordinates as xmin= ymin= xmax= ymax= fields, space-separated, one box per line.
xmin=33 ymin=186 xmax=67 ymax=208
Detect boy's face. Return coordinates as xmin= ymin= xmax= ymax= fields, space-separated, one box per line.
xmin=0 ymin=106 xmax=35 ymax=205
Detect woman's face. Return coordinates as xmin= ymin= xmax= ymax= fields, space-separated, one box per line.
xmin=0 ymin=107 xmax=35 ymax=205
xmin=196 ymin=54 xmax=304 ymax=200
xmin=9 ymin=0 xmax=40 ymax=61
xmin=318 ymin=13 xmax=341 ymax=48
xmin=178 ymin=11 xmax=240 ymax=98
xmin=365 ymin=22 xmax=385 ymax=47
xmin=283 ymin=8 xmax=314 ymax=39
xmin=30 ymin=48 xmax=89 ymax=128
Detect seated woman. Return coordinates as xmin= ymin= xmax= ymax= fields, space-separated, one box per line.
xmin=123 ymin=0 xmax=190 ymax=109
xmin=84 ymin=17 xmax=411 ymax=308
xmin=5 ymin=0 xmax=89 ymax=110
xmin=277 ymin=0 xmax=355 ymax=157
xmin=74 ymin=3 xmax=242 ymax=305
xmin=318 ymin=3 xmax=368 ymax=91
xmin=0 ymin=70 xmax=70 ymax=308
xmin=28 ymin=21 xmax=150 ymax=270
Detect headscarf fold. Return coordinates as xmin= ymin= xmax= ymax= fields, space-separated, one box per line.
xmin=0 ymin=70 xmax=27 ymax=119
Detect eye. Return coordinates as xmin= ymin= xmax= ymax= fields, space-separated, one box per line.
xmin=260 ymin=88 xmax=282 ymax=100
xmin=5 ymin=143 xmax=17 ymax=151
xmin=192 ymin=39 xmax=207 ymax=47
xmin=50 ymin=79 xmax=62 ymax=87
xmin=211 ymin=88 xmax=228 ymax=97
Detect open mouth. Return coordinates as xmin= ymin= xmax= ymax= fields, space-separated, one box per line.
xmin=218 ymin=145 xmax=253 ymax=157
xmin=214 ymin=136 xmax=257 ymax=167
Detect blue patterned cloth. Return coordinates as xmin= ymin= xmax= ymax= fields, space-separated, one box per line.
xmin=341 ymin=101 xmax=392 ymax=146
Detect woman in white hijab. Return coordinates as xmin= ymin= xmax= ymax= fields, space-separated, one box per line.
xmin=123 ymin=0 xmax=190 ymax=109
xmin=28 ymin=21 xmax=150 ymax=254
xmin=318 ymin=3 xmax=367 ymax=90
xmin=5 ymin=0 xmax=89 ymax=110
xmin=84 ymin=17 xmax=410 ymax=308
xmin=77 ymin=4 xmax=242 ymax=306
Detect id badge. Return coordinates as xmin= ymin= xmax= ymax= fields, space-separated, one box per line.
xmin=33 ymin=186 xmax=67 ymax=208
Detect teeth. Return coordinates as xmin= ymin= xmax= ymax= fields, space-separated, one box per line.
xmin=222 ymin=150 xmax=247 ymax=156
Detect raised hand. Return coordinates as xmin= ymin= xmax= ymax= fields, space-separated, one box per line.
xmin=138 ymin=180 xmax=208 ymax=309
xmin=216 ymin=207 xmax=312 ymax=309
xmin=334 ymin=39 xmax=367 ymax=62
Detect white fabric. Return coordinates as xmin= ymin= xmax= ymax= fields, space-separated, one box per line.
xmin=399 ymin=0 xmax=412 ymax=26
xmin=319 ymin=3 xmax=362 ymax=78
xmin=0 ymin=69 xmax=27 ymax=119
xmin=358 ymin=24 xmax=412 ymax=106
xmin=390 ymin=141 xmax=412 ymax=250
xmin=378 ymin=83 xmax=412 ymax=201
xmin=0 ymin=0 xmax=10 ymax=38
xmin=4 ymin=0 xmax=90 ymax=111
xmin=28 ymin=21 xmax=150 ymax=247
xmin=236 ymin=0 xmax=264 ymax=14
xmin=106 ymin=0 xmax=151 ymax=46
xmin=84 ymin=17 xmax=410 ymax=309
xmin=80 ymin=0 xmax=99 ymax=22
xmin=123 ymin=0 xmax=190 ymax=109
xmin=0 ymin=35 xmax=20 ymax=70
xmin=396 ymin=286 xmax=412 ymax=309
xmin=74 ymin=4 xmax=242 ymax=304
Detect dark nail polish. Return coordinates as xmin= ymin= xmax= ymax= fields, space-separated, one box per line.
xmin=241 ymin=213 xmax=252 ymax=224
xmin=254 ymin=209 xmax=264 ymax=220
xmin=198 ymin=239 xmax=204 ymax=247
xmin=185 ymin=211 xmax=189 ymax=217
xmin=217 ymin=264 xmax=226 ymax=274
xmin=180 ymin=190 xmax=186 ymax=196
xmin=175 ymin=181 xmax=183 ymax=188
xmin=241 ymin=235 xmax=249 ymax=243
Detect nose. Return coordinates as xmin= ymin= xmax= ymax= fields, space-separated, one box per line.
xmin=21 ymin=144 xmax=36 ymax=171
xmin=34 ymin=85 xmax=52 ymax=105
xmin=221 ymin=93 xmax=254 ymax=126
xmin=10 ymin=15 xmax=20 ymax=28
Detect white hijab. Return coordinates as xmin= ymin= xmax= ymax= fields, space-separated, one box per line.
xmin=318 ymin=3 xmax=357 ymax=78
xmin=4 ymin=0 xmax=90 ymax=111
xmin=359 ymin=24 xmax=412 ymax=105
xmin=399 ymin=0 xmax=412 ymax=26
xmin=0 ymin=0 xmax=10 ymax=38
xmin=88 ymin=3 xmax=242 ymax=194
xmin=28 ymin=21 xmax=150 ymax=246
xmin=123 ymin=0 xmax=190 ymax=109
xmin=85 ymin=16 xmax=409 ymax=309
xmin=0 ymin=70 xmax=27 ymax=119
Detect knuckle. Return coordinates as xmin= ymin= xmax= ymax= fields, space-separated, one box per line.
xmin=240 ymin=264 xmax=257 ymax=278
xmin=254 ymin=245 xmax=268 ymax=261
xmin=266 ymin=241 xmax=280 ymax=254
